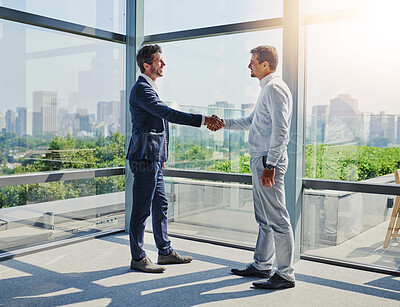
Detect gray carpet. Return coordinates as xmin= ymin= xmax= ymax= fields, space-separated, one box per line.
xmin=0 ymin=232 xmax=399 ymax=306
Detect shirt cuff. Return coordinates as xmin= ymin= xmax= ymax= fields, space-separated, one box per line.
xmin=201 ymin=115 xmax=205 ymax=126
xmin=266 ymin=156 xmax=279 ymax=167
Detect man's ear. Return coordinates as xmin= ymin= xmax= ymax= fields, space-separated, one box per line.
xmin=143 ymin=62 xmax=150 ymax=71
xmin=263 ymin=61 xmax=270 ymax=70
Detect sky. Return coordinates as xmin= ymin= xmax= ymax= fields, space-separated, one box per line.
xmin=1 ymin=0 xmax=400 ymax=117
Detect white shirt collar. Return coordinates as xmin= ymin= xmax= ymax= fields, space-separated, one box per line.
xmin=259 ymin=72 xmax=277 ymax=87
xmin=140 ymin=73 xmax=159 ymax=91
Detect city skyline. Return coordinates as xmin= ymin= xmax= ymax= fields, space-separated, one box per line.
xmin=2 ymin=2 xmax=400 ymax=118
xmin=2 ymin=92 xmax=400 ymax=148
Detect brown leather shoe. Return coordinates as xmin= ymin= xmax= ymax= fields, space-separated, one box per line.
xmin=158 ymin=251 xmax=193 ymax=264
xmin=130 ymin=257 xmax=166 ymax=273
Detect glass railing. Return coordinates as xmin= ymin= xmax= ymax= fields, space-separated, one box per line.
xmin=162 ymin=176 xmax=256 ymax=247
xmin=166 ymin=105 xmax=252 ymax=174
xmin=304 ymin=114 xmax=400 ymax=272
xmin=0 ymin=172 xmax=125 ymax=254
xmin=302 ymin=188 xmax=399 ymax=272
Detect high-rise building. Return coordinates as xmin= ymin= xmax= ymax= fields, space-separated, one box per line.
xmin=385 ymin=114 xmax=395 ymax=144
xmin=369 ymin=112 xmax=396 ymax=146
xmin=397 ymin=117 xmax=400 ymax=145
xmin=5 ymin=109 xmax=16 ymax=134
xmin=312 ymin=105 xmax=329 ymax=144
xmin=110 ymin=101 xmax=120 ymax=124
xmin=330 ymin=94 xmax=360 ymax=116
xmin=16 ymin=107 xmax=32 ymax=136
xmin=78 ymin=113 xmax=90 ymax=133
xmin=97 ymin=101 xmax=109 ymax=123
xmin=0 ymin=112 xmax=5 ymax=131
xmin=328 ymin=94 xmax=363 ymax=144
xmin=76 ymin=108 xmax=88 ymax=114
xmin=33 ymin=91 xmax=58 ymax=136
xmin=97 ymin=101 xmax=120 ymax=125
xmin=0 ymin=11 xmax=26 ymax=120
xmin=241 ymin=103 xmax=256 ymax=110
xmin=120 ymin=90 xmax=125 ymax=134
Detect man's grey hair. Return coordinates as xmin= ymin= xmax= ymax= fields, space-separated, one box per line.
xmin=250 ymin=45 xmax=278 ymax=71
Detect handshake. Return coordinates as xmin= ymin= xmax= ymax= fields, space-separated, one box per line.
xmin=204 ymin=115 xmax=225 ymax=131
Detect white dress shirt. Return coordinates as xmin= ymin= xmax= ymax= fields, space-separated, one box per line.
xmin=224 ymin=73 xmax=292 ymax=166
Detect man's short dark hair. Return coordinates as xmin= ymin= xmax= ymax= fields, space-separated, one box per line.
xmin=250 ymin=45 xmax=278 ymax=71
xmin=136 ymin=44 xmax=162 ymax=73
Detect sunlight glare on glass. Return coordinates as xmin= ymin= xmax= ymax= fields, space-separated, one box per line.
xmin=372 ymin=0 xmax=400 ymax=49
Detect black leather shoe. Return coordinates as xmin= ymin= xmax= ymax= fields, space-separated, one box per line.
xmin=231 ymin=264 xmax=271 ymax=278
xmin=253 ymin=273 xmax=295 ymax=289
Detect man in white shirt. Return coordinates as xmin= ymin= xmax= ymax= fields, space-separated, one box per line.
xmin=222 ymin=45 xmax=295 ymax=289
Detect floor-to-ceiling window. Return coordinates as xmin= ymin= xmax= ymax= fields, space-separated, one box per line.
xmin=0 ymin=1 xmax=126 ymax=255
xmin=2 ymin=0 xmax=398 ymax=275
xmin=125 ymin=0 xmax=306 ymax=252
xmin=302 ymin=0 xmax=400 ymax=273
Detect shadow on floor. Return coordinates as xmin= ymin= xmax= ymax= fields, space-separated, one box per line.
xmin=1 ymin=233 xmax=399 ymax=306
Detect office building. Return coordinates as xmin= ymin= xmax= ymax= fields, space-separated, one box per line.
xmin=5 ymin=109 xmax=16 ymax=134
xmin=32 ymin=91 xmax=57 ymax=136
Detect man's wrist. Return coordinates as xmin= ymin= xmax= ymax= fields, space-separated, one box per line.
xmin=265 ymin=164 xmax=275 ymax=170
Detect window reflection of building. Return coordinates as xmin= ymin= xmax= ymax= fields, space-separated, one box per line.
xmin=312 ymin=105 xmax=329 ymax=144
xmin=5 ymin=109 xmax=16 ymax=134
xmin=97 ymin=101 xmax=120 ymax=125
xmin=397 ymin=117 xmax=400 ymax=145
xmin=16 ymin=106 xmax=32 ymax=136
xmin=326 ymin=94 xmax=362 ymax=145
xmin=0 ymin=112 xmax=5 ymax=132
xmin=311 ymin=95 xmax=363 ymax=145
xmin=369 ymin=112 xmax=396 ymax=147
xmin=32 ymin=91 xmax=58 ymax=136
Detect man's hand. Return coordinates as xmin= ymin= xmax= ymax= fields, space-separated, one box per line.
xmin=260 ymin=168 xmax=275 ymax=188
xmin=205 ymin=115 xmax=225 ymax=131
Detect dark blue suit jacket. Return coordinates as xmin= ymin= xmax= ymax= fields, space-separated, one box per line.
xmin=126 ymin=76 xmax=203 ymax=162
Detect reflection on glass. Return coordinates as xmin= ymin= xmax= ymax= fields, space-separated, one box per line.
xmin=157 ymin=29 xmax=282 ymax=110
xmin=305 ymin=113 xmax=400 ymax=181
xmin=0 ymin=19 xmax=125 ymax=177
xmin=166 ymin=105 xmax=252 ymax=174
xmin=0 ymin=18 xmax=126 ymax=253
xmin=302 ymin=189 xmax=399 ymax=271
xmin=0 ymin=177 xmax=125 ymax=252
xmin=144 ymin=0 xmax=282 ymax=35
xmin=304 ymin=0 xmax=386 ymax=14
xmin=162 ymin=176 xmax=256 ymax=247
xmin=305 ymin=8 xmax=400 ymax=182
xmin=151 ymin=30 xmax=281 ymax=174
xmin=1 ymin=0 xmax=126 ymax=34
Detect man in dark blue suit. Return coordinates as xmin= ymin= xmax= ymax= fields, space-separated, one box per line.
xmin=127 ymin=44 xmax=223 ymax=273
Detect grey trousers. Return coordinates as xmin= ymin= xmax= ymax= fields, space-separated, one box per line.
xmin=250 ymin=155 xmax=295 ymax=281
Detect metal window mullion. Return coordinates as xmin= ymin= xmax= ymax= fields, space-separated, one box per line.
xmin=144 ymin=17 xmax=283 ymax=44
xmin=303 ymin=178 xmax=400 ymax=196
xmin=0 ymin=167 xmax=125 ymax=187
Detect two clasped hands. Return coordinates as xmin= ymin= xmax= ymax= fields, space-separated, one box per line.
xmin=204 ymin=115 xmax=225 ymax=131
xmin=204 ymin=114 xmax=274 ymax=189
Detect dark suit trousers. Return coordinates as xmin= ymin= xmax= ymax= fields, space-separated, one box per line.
xmin=129 ymin=160 xmax=173 ymax=260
